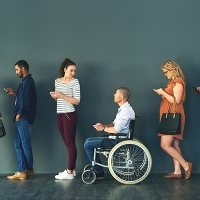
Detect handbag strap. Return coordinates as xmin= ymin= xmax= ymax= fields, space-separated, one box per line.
xmin=166 ymin=96 xmax=177 ymax=118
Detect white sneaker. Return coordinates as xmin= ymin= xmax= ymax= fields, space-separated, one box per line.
xmin=55 ymin=170 xmax=74 ymax=180
xmin=58 ymin=170 xmax=66 ymax=175
xmin=58 ymin=170 xmax=77 ymax=177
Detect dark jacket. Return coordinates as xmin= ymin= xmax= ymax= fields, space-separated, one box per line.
xmin=13 ymin=74 xmax=37 ymax=124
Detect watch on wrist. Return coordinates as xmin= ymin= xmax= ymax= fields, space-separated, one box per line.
xmin=102 ymin=126 xmax=105 ymax=131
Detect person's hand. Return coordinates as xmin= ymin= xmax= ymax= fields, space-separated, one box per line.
xmin=93 ymin=123 xmax=103 ymax=131
xmin=197 ymin=87 xmax=200 ymax=91
xmin=15 ymin=114 xmax=21 ymax=121
xmin=54 ymin=91 xmax=64 ymax=99
xmin=5 ymin=88 xmax=14 ymax=95
xmin=153 ymin=88 xmax=164 ymax=96
xmin=50 ymin=91 xmax=56 ymax=99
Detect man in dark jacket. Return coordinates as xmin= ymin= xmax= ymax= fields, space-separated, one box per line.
xmin=5 ymin=60 xmax=37 ymax=180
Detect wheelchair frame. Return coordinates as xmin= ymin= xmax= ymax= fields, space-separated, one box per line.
xmin=82 ymin=117 xmax=152 ymax=184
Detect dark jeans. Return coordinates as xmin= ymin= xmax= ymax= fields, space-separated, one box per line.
xmin=84 ymin=137 xmax=115 ymax=174
xmin=57 ymin=111 xmax=77 ymax=170
xmin=14 ymin=118 xmax=33 ymax=172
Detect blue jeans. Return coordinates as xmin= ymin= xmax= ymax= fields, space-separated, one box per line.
xmin=14 ymin=119 xmax=33 ymax=172
xmin=84 ymin=137 xmax=115 ymax=174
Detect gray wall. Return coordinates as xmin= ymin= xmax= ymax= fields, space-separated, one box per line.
xmin=0 ymin=0 xmax=200 ymax=173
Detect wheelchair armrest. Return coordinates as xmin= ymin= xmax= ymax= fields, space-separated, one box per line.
xmin=99 ymin=133 xmax=128 ymax=149
xmin=109 ymin=133 xmax=127 ymax=137
xmin=109 ymin=133 xmax=128 ymax=144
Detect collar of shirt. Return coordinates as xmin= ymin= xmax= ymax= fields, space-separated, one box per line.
xmin=22 ymin=74 xmax=31 ymax=82
xmin=118 ymin=101 xmax=129 ymax=113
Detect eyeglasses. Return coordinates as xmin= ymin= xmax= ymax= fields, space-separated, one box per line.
xmin=163 ymin=70 xmax=169 ymax=75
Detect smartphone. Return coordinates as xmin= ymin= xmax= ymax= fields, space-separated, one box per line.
xmin=192 ymin=87 xmax=200 ymax=94
xmin=3 ymin=88 xmax=8 ymax=93
xmin=47 ymin=89 xmax=52 ymax=92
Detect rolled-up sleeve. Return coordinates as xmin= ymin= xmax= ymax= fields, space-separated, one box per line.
xmin=72 ymin=79 xmax=80 ymax=102
xmin=113 ymin=117 xmax=129 ymax=133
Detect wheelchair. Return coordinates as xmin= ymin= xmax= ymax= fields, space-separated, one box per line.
xmin=82 ymin=117 xmax=152 ymax=184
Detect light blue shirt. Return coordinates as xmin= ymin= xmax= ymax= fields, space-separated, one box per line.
xmin=113 ymin=102 xmax=135 ymax=134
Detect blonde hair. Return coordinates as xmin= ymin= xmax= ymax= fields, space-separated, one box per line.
xmin=161 ymin=60 xmax=185 ymax=83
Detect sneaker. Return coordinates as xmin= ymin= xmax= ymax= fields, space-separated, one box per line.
xmin=58 ymin=170 xmax=65 ymax=175
xmin=55 ymin=170 xmax=74 ymax=180
xmin=25 ymin=170 xmax=34 ymax=178
xmin=59 ymin=170 xmax=77 ymax=177
xmin=7 ymin=172 xmax=27 ymax=180
xmin=95 ymin=171 xmax=104 ymax=179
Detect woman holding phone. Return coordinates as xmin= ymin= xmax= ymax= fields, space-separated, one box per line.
xmin=153 ymin=60 xmax=192 ymax=179
xmin=49 ymin=58 xmax=80 ymax=179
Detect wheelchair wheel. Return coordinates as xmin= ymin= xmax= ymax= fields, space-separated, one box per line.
xmin=108 ymin=140 xmax=152 ymax=184
xmin=82 ymin=170 xmax=96 ymax=184
xmin=132 ymin=137 xmax=143 ymax=144
xmin=83 ymin=164 xmax=91 ymax=171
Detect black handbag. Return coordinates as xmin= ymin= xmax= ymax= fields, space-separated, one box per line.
xmin=0 ymin=112 xmax=6 ymax=138
xmin=158 ymin=97 xmax=181 ymax=135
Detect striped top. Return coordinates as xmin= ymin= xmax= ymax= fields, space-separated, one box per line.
xmin=55 ymin=79 xmax=80 ymax=113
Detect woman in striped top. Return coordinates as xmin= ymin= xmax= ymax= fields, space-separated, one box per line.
xmin=50 ymin=58 xmax=80 ymax=180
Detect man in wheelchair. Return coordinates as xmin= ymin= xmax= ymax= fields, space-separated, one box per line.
xmin=84 ymin=87 xmax=135 ymax=179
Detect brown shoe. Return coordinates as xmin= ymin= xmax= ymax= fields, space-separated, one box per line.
xmin=25 ymin=170 xmax=34 ymax=178
xmin=185 ymin=162 xmax=192 ymax=180
xmin=164 ymin=172 xmax=182 ymax=179
xmin=7 ymin=172 xmax=27 ymax=180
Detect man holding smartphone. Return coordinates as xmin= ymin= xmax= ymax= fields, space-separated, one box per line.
xmin=4 ymin=60 xmax=37 ymax=180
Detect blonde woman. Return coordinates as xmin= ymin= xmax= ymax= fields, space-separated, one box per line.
xmin=154 ymin=60 xmax=192 ymax=179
